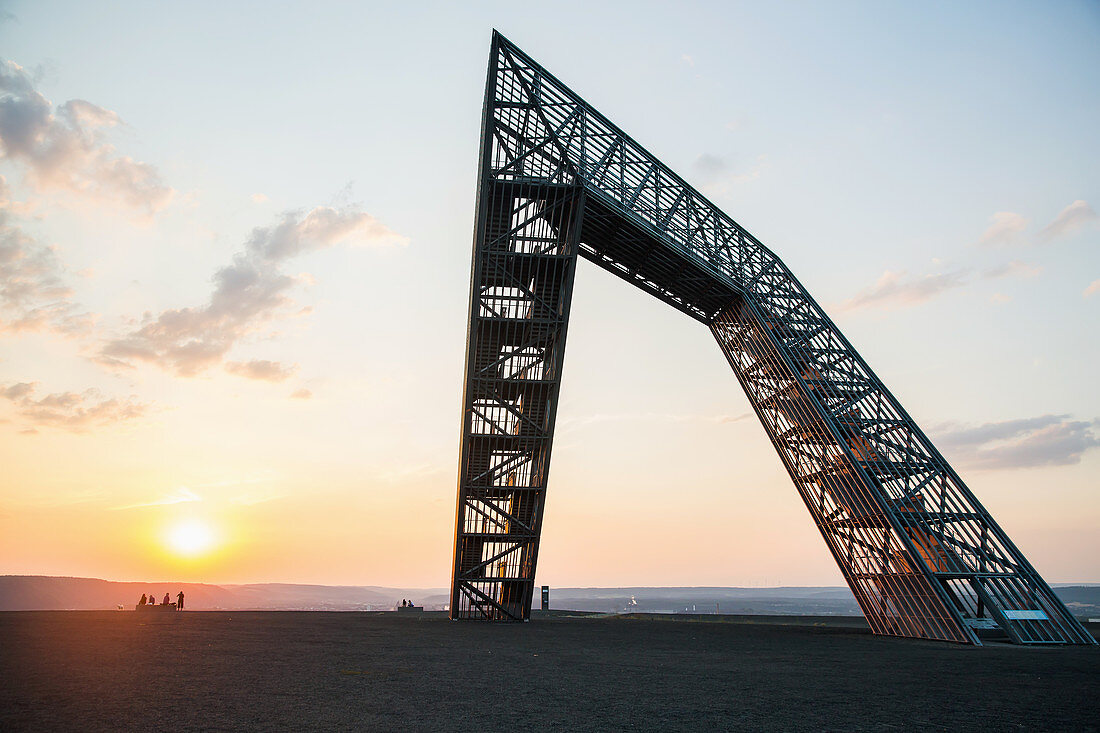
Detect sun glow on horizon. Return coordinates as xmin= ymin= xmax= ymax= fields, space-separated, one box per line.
xmin=166 ymin=518 xmax=217 ymax=558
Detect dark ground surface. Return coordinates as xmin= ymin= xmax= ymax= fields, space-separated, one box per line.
xmin=2 ymin=612 xmax=1098 ymax=732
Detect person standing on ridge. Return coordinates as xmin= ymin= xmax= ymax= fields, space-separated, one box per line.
xmin=176 ymin=591 xmax=184 ymax=610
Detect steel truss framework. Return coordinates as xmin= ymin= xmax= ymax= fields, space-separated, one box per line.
xmin=450 ymin=32 xmax=1094 ymax=645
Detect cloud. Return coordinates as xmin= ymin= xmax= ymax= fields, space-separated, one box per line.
xmin=0 ymin=176 xmax=93 ymax=335
xmin=113 ymin=476 xmax=285 ymax=509
xmin=976 ymin=201 xmax=1096 ymax=247
xmin=1084 ymin=279 xmax=1100 ymax=298
xmin=101 ymin=206 xmax=406 ymax=376
xmin=225 ymin=359 xmax=297 ymax=382
xmin=290 ymin=388 xmax=312 ymax=400
xmin=192 ymin=472 xmax=278 ymax=490
xmin=375 ymin=461 xmax=449 ymax=483
xmin=0 ymin=59 xmax=173 ymax=215
xmin=113 ymin=487 xmax=201 ymax=510
xmin=228 ymin=491 xmax=287 ymax=506
xmin=724 ymin=117 xmax=747 ymax=132
xmin=1 ymin=382 xmax=34 ymax=400
xmin=693 ymin=153 xmax=727 ymax=178
xmin=1039 ymin=200 xmax=1097 ymax=242
xmin=982 ymin=260 xmax=1041 ymax=280
xmin=680 ymin=54 xmax=695 ymax=67
xmin=978 ymin=211 xmax=1028 ymax=247
xmin=934 ymin=414 xmax=1100 ymax=470
xmin=1 ymin=381 xmax=149 ymax=431
xmin=691 ymin=152 xmax=766 ymax=194
xmin=841 ymin=269 xmax=969 ymax=310
xmin=843 ymin=260 xmax=1040 ymax=311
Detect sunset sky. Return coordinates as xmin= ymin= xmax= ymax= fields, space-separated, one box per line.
xmin=1 ymin=1 xmax=1097 ymax=588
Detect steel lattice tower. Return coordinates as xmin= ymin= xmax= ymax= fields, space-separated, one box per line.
xmin=449 ymin=32 xmax=1094 ymax=645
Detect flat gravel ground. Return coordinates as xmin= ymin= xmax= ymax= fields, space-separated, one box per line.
xmin=2 ymin=611 xmax=1097 ymax=731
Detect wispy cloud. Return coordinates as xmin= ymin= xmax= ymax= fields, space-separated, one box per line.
xmin=0 ymin=175 xmax=93 ymax=336
xmin=1084 ymin=279 xmax=1100 ymax=298
xmin=691 ymin=152 xmax=766 ymax=195
xmin=724 ymin=116 xmax=748 ymax=133
xmin=978 ymin=211 xmax=1028 ymax=247
xmin=842 ymin=260 xmax=1040 ymax=311
xmin=290 ymin=388 xmax=312 ymax=400
xmin=1039 ymin=200 xmax=1097 ymax=242
xmin=192 ymin=472 xmax=278 ymax=490
xmin=1 ymin=381 xmax=149 ymax=431
xmin=225 ymin=359 xmax=297 ymax=382
xmin=228 ymin=491 xmax=287 ymax=506
xmin=693 ymin=153 xmax=727 ymax=179
xmin=976 ymin=201 xmax=1096 ymax=247
xmin=113 ymin=487 xmax=201 ymax=510
xmin=982 ymin=260 xmax=1041 ymax=280
xmin=0 ymin=59 xmax=173 ymax=216
xmin=934 ymin=414 xmax=1100 ymax=470
xmin=100 ymin=206 xmax=407 ymax=377
xmin=375 ymin=461 xmax=448 ymax=483
xmin=840 ymin=269 xmax=969 ymax=311
xmin=114 ymin=474 xmax=285 ymax=509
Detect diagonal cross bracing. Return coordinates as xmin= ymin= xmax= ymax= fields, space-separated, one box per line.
xmin=450 ymin=31 xmax=1094 ymax=645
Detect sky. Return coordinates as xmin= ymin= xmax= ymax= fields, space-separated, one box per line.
xmin=0 ymin=1 xmax=1097 ymax=588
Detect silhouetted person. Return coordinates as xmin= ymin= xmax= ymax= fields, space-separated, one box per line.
xmin=163 ymin=592 xmax=170 ymax=606
xmin=401 ymin=599 xmax=406 ymax=607
xmin=139 ymin=594 xmax=147 ymax=606
xmin=177 ymin=591 xmax=185 ymax=610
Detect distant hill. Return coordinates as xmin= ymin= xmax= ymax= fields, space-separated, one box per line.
xmin=546 ymin=586 xmax=863 ymax=615
xmin=0 ymin=576 xmax=446 ymax=611
xmin=2 ymin=576 xmax=1098 ymax=617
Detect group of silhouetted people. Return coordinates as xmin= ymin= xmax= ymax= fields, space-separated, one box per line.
xmin=400 ymin=599 xmax=415 ymax=607
xmin=137 ymin=591 xmax=185 ymax=610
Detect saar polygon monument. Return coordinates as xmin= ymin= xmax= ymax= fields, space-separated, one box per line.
xmin=449 ymin=31 xmax=1094 ymax=645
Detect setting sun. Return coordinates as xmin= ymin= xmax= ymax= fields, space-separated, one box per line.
xmin=166 ymin=519 xmax=216 ymax=557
